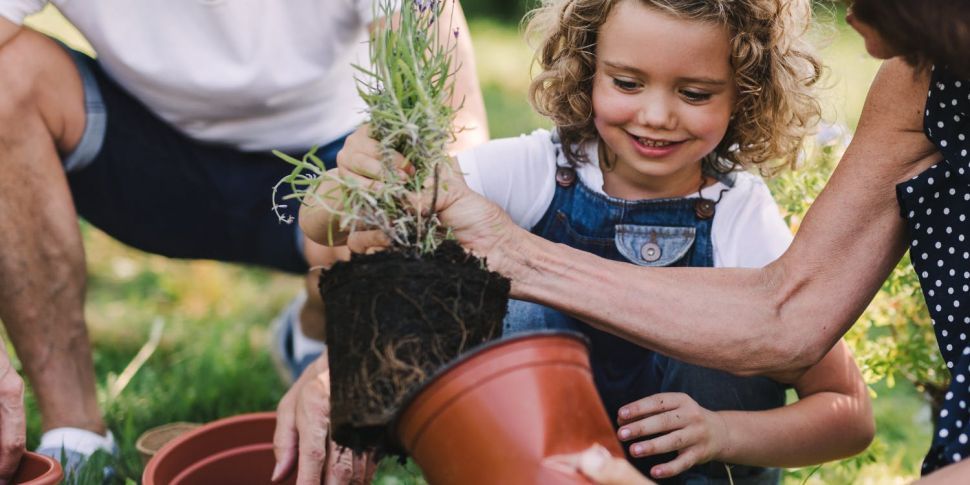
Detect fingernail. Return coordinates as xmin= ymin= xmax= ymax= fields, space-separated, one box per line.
xmin=632 ymin=444 xmax=643 ymax=456
xmin=618 ymin=428 xmax=631 ymax=440
xmin=271 ymin=462 xmax=283 ymax=482
xmin=619 ymin=408 xmax=630 ymax=419
xmin=580 ymin=445 xmax=610 ymax=473
xmin=652 ymin=466 xmax=666 ymax=478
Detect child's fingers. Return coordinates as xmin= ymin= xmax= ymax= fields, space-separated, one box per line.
xmin=627 ymin=428 xmax=695 ymax=459
xmin=618 ymin=409 xmax=687 ymax=442
xmin=336 ymin=166 xmax=387 ymax=192
xmin=339 ymin=150 xmax=409 ymax=182
xmin=618 ymin=392 xmax=687 ymax=425
xmin=649 ymin=447 xmax=702 ymax=481
xmin=347 ymin=230 xmax=391 ymax=254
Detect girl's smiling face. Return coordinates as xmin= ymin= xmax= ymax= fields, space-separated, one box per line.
xmin=592 ymin=1 xmax=736 ymax=199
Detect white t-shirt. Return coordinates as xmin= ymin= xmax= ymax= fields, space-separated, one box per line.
xmin=0 ymin=0 xmax=382 ymax=152
xmin=457 ymin=129 xmax=793 ymax=268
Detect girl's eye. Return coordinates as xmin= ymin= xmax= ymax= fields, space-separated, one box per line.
xmin=612 ymin=78 xmax=639 ymax=91
xmin=681 ymin=90 xmax=713 ymax=102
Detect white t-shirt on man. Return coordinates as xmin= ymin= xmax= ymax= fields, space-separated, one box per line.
xmin=457 ymin=129 xmax=794 ymax=268
xmin=0 ymin=0 xmax=384 ymax=151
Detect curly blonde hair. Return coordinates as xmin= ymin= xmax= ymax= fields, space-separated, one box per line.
xmin=526 ymin=0 xmax=823 ymax=174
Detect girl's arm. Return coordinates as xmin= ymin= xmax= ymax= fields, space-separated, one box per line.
xmin=618 ymin=341 xmax=872 ymax=480
xmin=298 ymin=126 xmax=413 ymax=246
xmin=713 ymin=340 xmax=874 ymax=466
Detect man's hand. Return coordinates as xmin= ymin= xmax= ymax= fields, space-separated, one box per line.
xmin=616 ymin=393 xmax=728 ymax=480
xmin=0 ymin=343 xmax=26 ymax=482
xmin=272 ymin=354 xmax=376 ymax=485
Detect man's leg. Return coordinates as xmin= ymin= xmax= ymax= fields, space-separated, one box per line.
xmin=0 ymin=29 xmax=103 ymax=434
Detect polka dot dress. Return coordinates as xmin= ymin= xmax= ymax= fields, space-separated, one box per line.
xmin=896 ymin=65 xmax=970 ymax=474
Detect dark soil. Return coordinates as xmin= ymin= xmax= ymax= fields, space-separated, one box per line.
xmin=320 ymin=240 xmax=510 ymax=454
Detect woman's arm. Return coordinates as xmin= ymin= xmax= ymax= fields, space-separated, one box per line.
xmin=916 ymin=459 xmax=970 ymax=484
xmin=714 ymin=341 xmax=874 ymax=467
xmin=467 ymin=59 xmax=940 ymax=380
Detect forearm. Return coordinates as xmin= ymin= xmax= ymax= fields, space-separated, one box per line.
xmin=915 ymin=459 xmax=970 ymax=484
xmin=298 ymin=169 xmax=349 ymax=246
xmin=440 ymin=1 xmax=488 ymax=152
xmin=715 ymin=390 xmax=873 ymax=467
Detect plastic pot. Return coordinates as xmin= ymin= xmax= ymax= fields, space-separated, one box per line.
xmin=143 ymin=412 xmax=295 ymax=485
xmin=136 ymin=422 xmax=201 ymax=464
xmin=395 ymin=331 xmax=624 ymax=485
xmin=12 ymin=452 xmax=63 ymax=485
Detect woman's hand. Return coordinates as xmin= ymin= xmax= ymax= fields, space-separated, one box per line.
xmin=272 ymin=353 xmax=377 ymax=484
xmin=553 ymin=444 xmax=657 ymax=485
xmin=617 ymin=393 xmax=729 ymax=480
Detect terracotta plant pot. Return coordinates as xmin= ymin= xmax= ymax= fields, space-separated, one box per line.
xmin=11 ymin=452 xmax=62 ymax=485
xmin=143 ymin=412 xmax=295 ymax=485
xmin=395 ymin=331 xmax=624 ymax=485
xmin=136 ymin=422 xmax=201 ymax=464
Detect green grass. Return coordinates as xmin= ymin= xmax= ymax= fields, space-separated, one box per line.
xmin=6 ymin=6 xmax=930 ymax=484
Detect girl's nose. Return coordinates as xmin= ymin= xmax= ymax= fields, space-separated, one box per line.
xmin=636 ymin=97 xmax=676 ymax=130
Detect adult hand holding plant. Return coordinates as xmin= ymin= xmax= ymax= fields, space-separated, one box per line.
xmin=307 ymin=125 xmax=522 ymax=268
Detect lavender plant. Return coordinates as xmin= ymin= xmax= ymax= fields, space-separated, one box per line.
xmin=273 ymin=0 xmax=460 ymax=254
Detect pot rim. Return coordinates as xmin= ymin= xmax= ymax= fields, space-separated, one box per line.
xmin=143 ymin=412 xmax=276 ymax=484
xmin=389 ymin=330 xmax=589 ymax=446
xmin=17 ymin=451 xmax=63 ymax=485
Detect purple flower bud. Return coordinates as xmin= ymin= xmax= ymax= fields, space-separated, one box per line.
xmin=453 ymin=27 xmax=460 ymax=39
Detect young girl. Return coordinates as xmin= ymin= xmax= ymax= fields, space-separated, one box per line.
xmin=305 ymin=0 xmax=874 ymax=482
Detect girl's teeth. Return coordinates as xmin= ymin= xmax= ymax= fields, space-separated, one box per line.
xmin=637 ymin=137 xmax=672 ymax=147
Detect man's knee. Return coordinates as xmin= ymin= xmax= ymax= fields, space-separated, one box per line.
xmin=0 ymin=29 xmax=84 ymax=149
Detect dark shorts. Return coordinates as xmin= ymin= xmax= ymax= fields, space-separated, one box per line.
xmin=60 ymin=46 xmax=347 ymax=275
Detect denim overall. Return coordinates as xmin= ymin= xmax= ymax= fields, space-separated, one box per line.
xmin=504 ymin=155 xmax=785 ymax=484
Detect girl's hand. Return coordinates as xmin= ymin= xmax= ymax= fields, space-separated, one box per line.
xmin=335 ymin=125 xmax=413 ymax=193
xmin=616 ymin=392 xmax=730 ymax=480
xmin=336 ymin=124 xmax=523 ymax=272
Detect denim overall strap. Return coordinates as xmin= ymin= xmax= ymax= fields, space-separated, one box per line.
xmin=503 ymin=167 xmax=783 ymax=485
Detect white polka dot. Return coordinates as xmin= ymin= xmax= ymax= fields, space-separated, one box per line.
xmin=956 ymin=300 xmax=961 ymax=308
xmin=937 ymin=242 xmax=943 ymax=249
xmin=962 ymin=434 xmax=969 ymax=444
xmin=941 ymin=428 xmax=950 ymax=438
xmin=947 ymin=391 xmax=954 ymax=400
xmin=907 ymin=186 xmax=914 ymax=194
xmin=943 ymin=409 xmax=951 ymax=417
xmin=929 ymin=177 xmax=936 ymax=185
xmin=954 ymin=453 xmax=962 ymax=462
